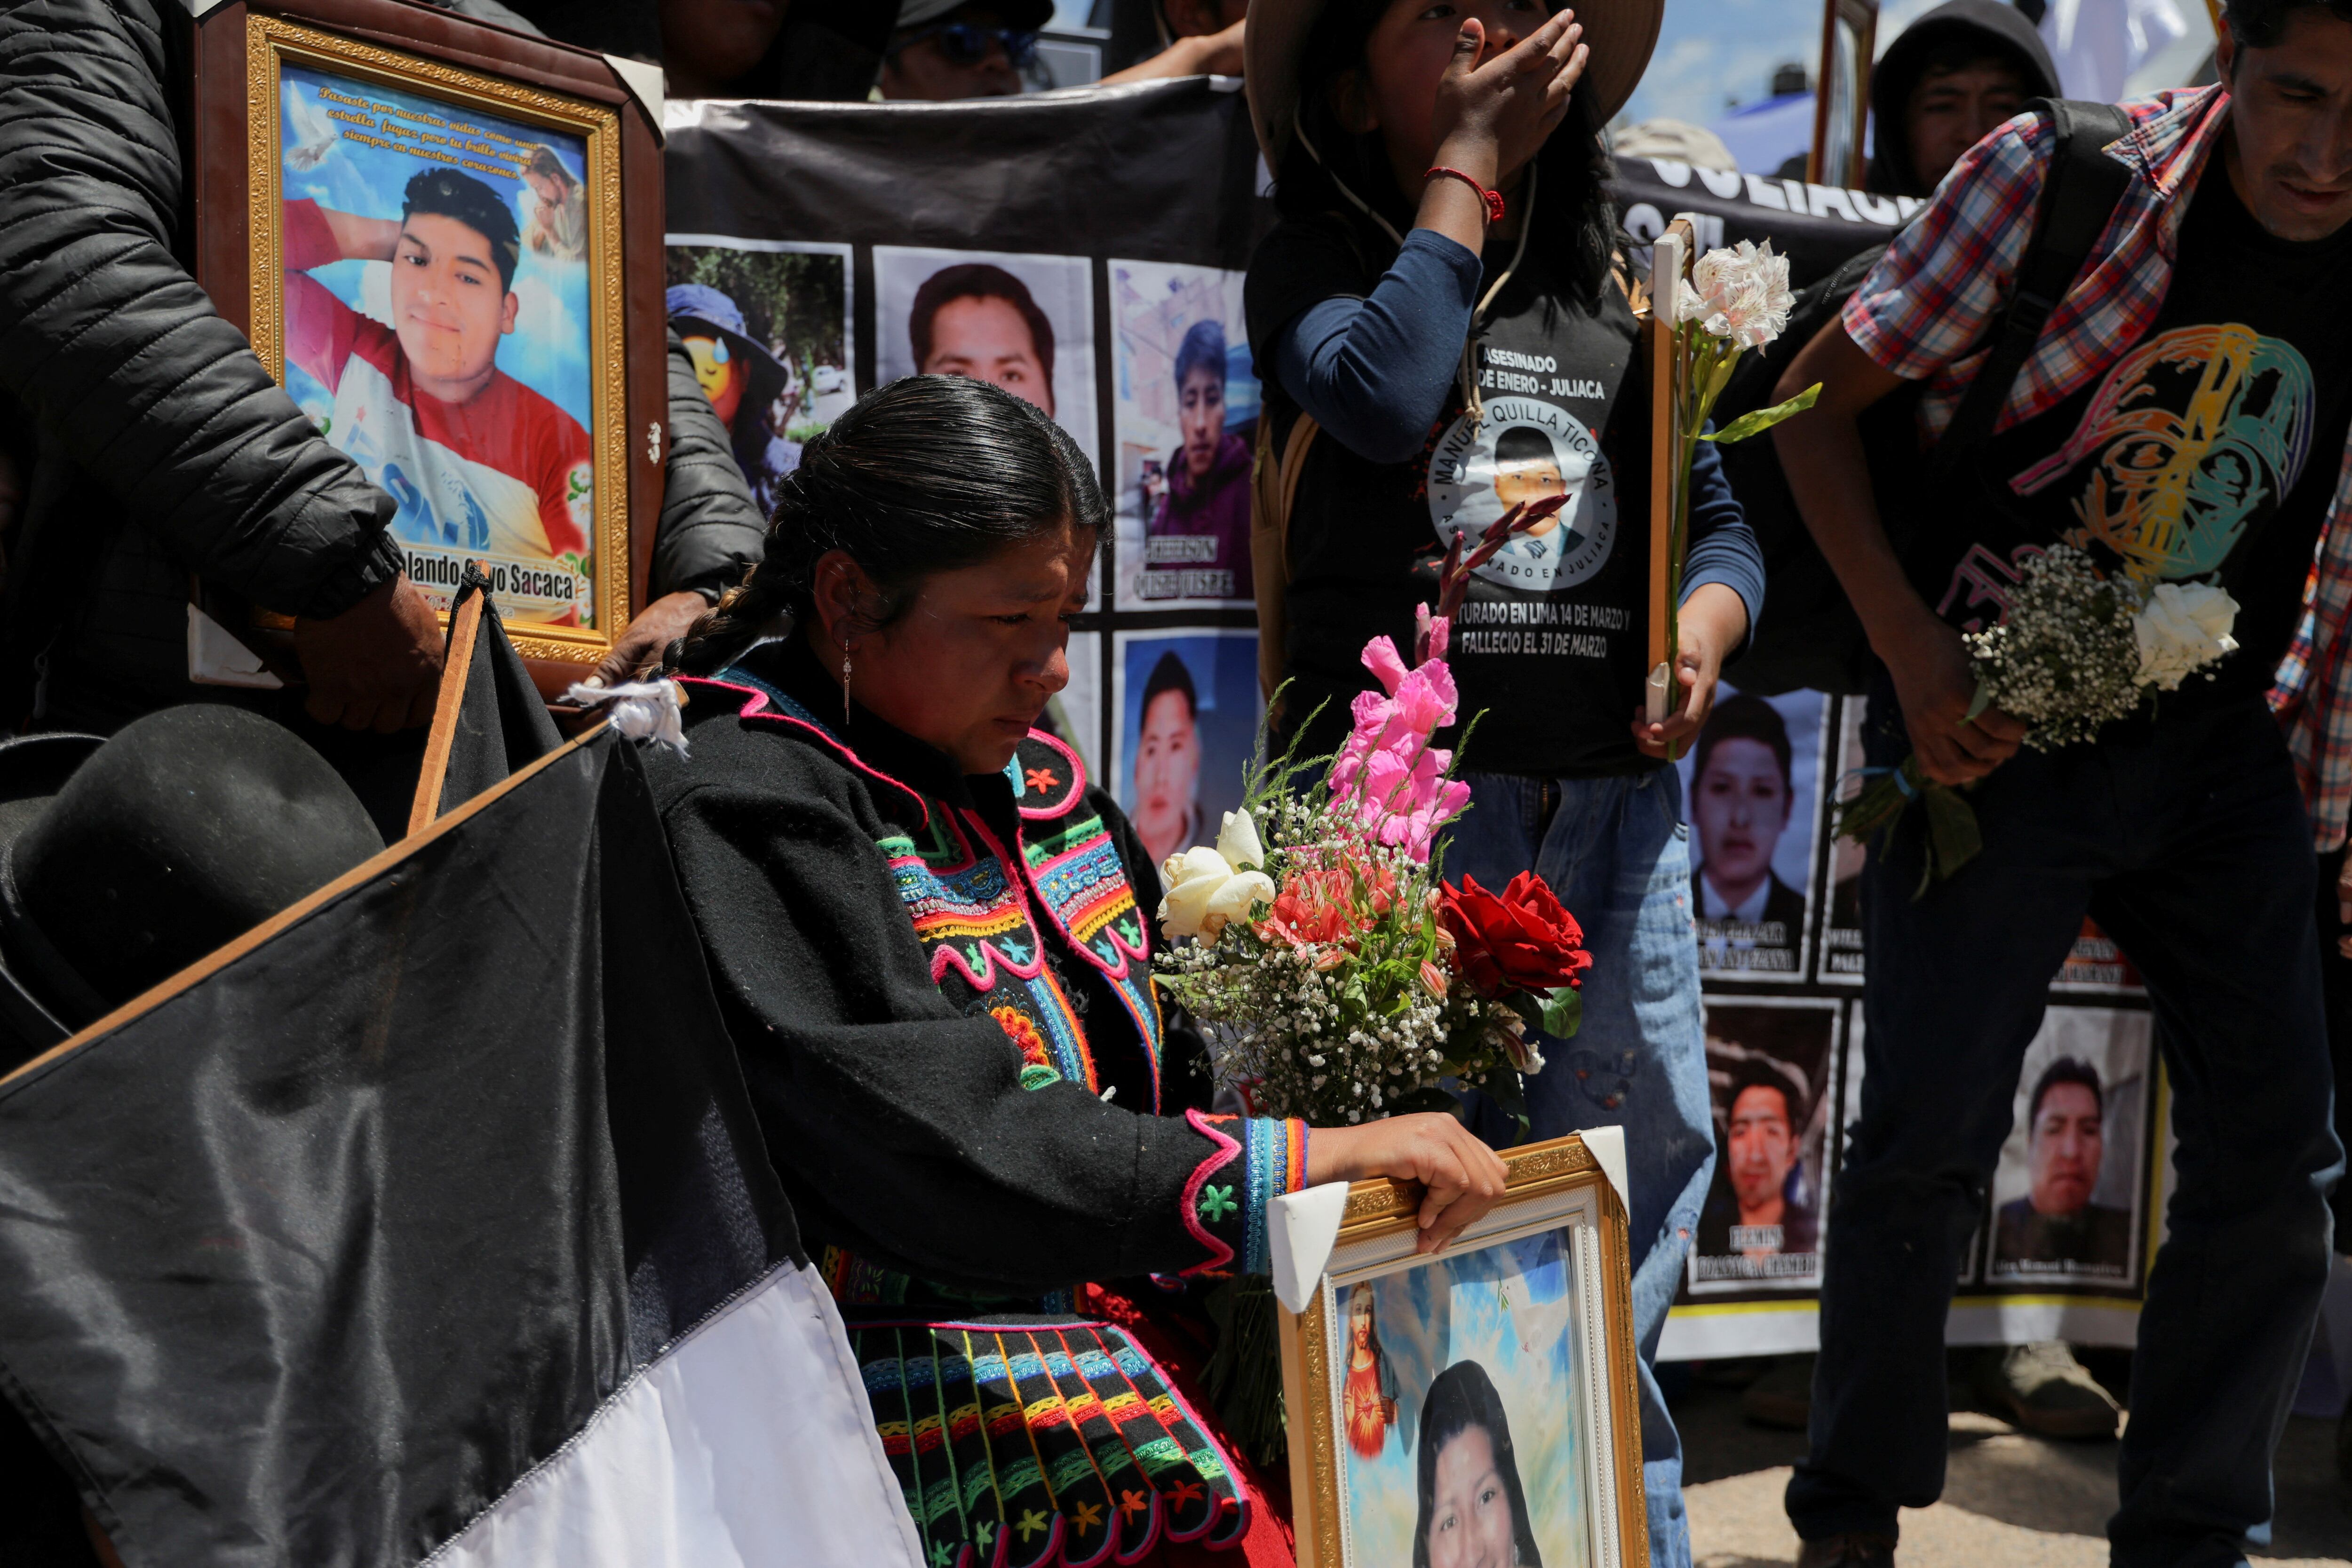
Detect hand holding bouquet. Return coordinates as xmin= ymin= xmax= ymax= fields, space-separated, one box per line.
xmin=1652 ymin=238 xmax=1818 ymax=722
xmin=1838 ymin=545 xmax=2241 ymax=891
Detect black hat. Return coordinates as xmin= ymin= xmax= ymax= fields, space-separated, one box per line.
xmin=0 ymin=708 xmax=384 ymax=1057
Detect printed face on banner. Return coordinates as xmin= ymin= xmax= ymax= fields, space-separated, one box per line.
xmin=278 ymin=62 xmax=597 ymax=624
xmin=1677 ymin=684 xmax=1826 ymax=982
xmin=1335 ymin=1230 xmax=1592 ymax=1568
xmin=1987 ymin=1009 xmax=2150 ymax=1286
xmin=1689 ymin=1000 xmax=1838 ymax=1293
xmin=1109 ymin=261 xmax=1260 ymax=610
xmin=663 ymin=238 xmax=853 ymax=525
xmin=1113 ymin=631 xmax=1260 ymax=871
xmin=874 ymin=247 xmax=1098 ymax=472
xmin=1428 ymin=396 xmax=1619 ymax=592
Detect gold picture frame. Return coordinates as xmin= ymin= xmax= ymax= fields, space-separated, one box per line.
xmin=230 ymin=9 xmax=635 ymax=671
xmin=1278 ymin=1133 xmax=1651 ymax=1568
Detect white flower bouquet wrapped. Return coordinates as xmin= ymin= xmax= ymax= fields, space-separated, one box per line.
xmin=1839 ymin=546 xmax=2242 ymax=891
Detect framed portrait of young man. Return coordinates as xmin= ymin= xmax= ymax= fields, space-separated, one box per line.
xmin=1273 ymin=1132 xmax=1650 ymax=1568
xmin=189 ymin=0 xmax=667 ymax=687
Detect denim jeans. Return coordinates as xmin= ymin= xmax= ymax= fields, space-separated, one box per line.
xmin=1448 ymin=765 xmax=1717 ymax=1568
xmin=1787 ymin=685 xmax=2342 ymax=1566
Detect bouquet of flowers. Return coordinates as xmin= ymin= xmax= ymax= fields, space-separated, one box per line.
xmin=1152 ymin=504 xmax=1595 ymax=1463
xmin=1652 ymin=238 xmax=1817 ymax=720
xmin=1155 ymin=508 xmax=1591 ymax=1135
xmin=1838 ymin=544 xmax=2241 ymax=891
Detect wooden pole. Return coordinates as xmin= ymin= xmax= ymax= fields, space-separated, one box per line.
xmin=405 ymin=586 xmax=485 ymax=838
xmin=1645 ymin=222 xmax=1692 ymax=711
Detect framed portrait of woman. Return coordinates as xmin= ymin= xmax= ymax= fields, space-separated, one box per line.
xmin=189 ymin=0 xmax=668 ymax=688
xmin=1275 ymin=1132 xmax=1650 ymax=1568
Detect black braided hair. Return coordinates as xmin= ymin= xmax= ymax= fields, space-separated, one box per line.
xmin=669 ymin=374 xmax=1105 ymax=675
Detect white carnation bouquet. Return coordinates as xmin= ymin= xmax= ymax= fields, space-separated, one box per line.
xmin=1839 ymin=545 xmax=2241 ymax=890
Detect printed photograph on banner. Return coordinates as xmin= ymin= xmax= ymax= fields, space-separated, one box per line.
xmin=873 ymin=246 xmax=1097 ymax=472
xmin=1676 ymin=684 xmax=1828 ymax=982
xmin=2052 ymin=918 xmax=2145 ymax=994
xmin=1688 ymin=998 xmax=1840 ymax=1294
xmin=1335 ymin=1231 xmax=1592 ymax=1568
xmin=1039 ymin=629 xmax=1102 ymax=783
xmin=1112 ymin=630 xmax=1262 ymax=872
xmin=1819 ymin=695 xmax=1867 ymax=984
xmin=1108 ymin=260 xmax=1260 ymax=610
xmin=1986 ymin=1008 xmax=2153 ymax=1288
xmin=277 ymin=61 xmax=596 ymax=624
xmin=664 ymin=237 xmax=853 ymax=522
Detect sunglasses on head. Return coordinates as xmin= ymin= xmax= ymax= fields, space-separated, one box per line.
xmin=894 ymin=21 xmax=1041 ymax=70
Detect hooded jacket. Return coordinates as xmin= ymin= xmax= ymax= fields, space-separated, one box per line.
xmin=1866 ymin=0 xmax=2061 ymax=196
xmin=0 ymin=0 xmax=762 ymax=730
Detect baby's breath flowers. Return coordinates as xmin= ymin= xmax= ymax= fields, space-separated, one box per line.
xmin=1839 ymin=546 xmax=2241 ymax=892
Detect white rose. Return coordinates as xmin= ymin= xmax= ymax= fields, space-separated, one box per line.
xmin=1216 ymin=808 xmax=1266 ymax=870
xmin=1204 ymin=870 xmax=1277 ymax=935
xmin=1157 ymin=846 xmax=1273 ymax=941
xmin=2134 ymin=581 xmax=2241 ymax=691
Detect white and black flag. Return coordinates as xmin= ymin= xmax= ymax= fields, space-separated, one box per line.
xmin=0 ymin=728 xmax=919 ymax=1566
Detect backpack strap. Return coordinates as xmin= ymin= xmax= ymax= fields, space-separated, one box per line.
xmin=1250 ymin=411 xmax=1317 ymax=705
xmin=1931 ymin=98 xmax=2137 ymax=471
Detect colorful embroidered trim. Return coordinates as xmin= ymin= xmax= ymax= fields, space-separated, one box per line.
xmin=1178 ymin=1111 xmax=1308 ymax=1278
xmin=688 ymin=669 xmax=931 ymax=825
xmin=847 ymin=1316 xmax=1251 ymax=1562
xmin=1008 ymin=731 xmax=1086 ymax=819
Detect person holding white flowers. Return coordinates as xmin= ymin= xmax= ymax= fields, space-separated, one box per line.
xmin=1242 ymin=2 xmax=1766 ymax=1561
xmin=1771 ymin=0 xmax=2352 ymax=1560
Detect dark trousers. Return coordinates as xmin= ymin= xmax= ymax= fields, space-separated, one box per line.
xmin=1787 ymin=687 xmax=2341 ymax=1566
xmin=2320 ymin=844 xmax=2352 ymax=1251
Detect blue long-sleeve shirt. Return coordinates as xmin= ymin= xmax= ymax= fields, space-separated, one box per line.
xmin=1269 ymin=228 xmax=1766 ymax=639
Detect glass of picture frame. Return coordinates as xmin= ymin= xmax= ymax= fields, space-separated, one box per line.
xmin=1274 ymin=1130 xmax=1650 ymax=1568
xmin=191 ymin=0 xmax=668 ymax=689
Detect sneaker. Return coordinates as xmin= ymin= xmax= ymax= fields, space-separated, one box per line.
xmin=1740 ymin=1353 xmax=1815 ymax=1430
xmin=1975 ymin=1341 xmax=2121 ymax=1440
xmin=1796 ymin=1533 xmax=1898 ymax=1567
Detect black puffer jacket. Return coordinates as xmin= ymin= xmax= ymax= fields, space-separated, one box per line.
xmin=0 ymin=0 xmax=763 ymax=730
xmin=0 ymin=0 xmax=405 ymax=725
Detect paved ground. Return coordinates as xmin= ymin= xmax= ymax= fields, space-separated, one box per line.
xmin=1672 ymin=1376 xmax=2352 ymax=1567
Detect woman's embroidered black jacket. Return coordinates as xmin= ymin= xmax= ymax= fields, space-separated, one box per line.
xmin=648 ymin=639 xmax=1304 ymax=1301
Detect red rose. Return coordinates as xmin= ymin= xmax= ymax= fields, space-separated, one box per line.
xmin=1438 ymin=871 xmax=1592 ymax=998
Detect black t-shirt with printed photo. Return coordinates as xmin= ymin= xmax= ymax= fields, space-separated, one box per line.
xmin=1247 ymin=214 xmax=1656 ymax=779
xmin=1907 ymin=156 xmax=2352 ymax=712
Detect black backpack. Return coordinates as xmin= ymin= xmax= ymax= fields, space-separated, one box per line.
xmin=1716 ymin=99 xmax=2137 ymax=696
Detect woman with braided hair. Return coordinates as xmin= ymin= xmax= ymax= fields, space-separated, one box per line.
xmin=647 ymin=374 xmax=1508 ymax=1560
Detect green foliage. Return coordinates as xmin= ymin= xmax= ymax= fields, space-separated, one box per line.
xmin=1700 ymin=382 xmax=1822 ymax=444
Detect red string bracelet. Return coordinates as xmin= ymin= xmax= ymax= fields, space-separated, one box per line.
xmin=1424 ymin=166 xmax=1505 ymax=224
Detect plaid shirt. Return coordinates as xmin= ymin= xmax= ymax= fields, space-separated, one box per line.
xmin=1843 ymin=85 xmax=2352 ymax=848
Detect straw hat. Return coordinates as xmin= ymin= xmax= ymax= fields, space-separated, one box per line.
xmin=1244 ymin=0 xmax=1665 ymax=169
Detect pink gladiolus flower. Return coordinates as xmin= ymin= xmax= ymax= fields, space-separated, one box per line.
xmin=1326 ymin=634 xmax=1468 ymax=862
xmin=1417 ymin=606 xmax=1451 ymax=664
